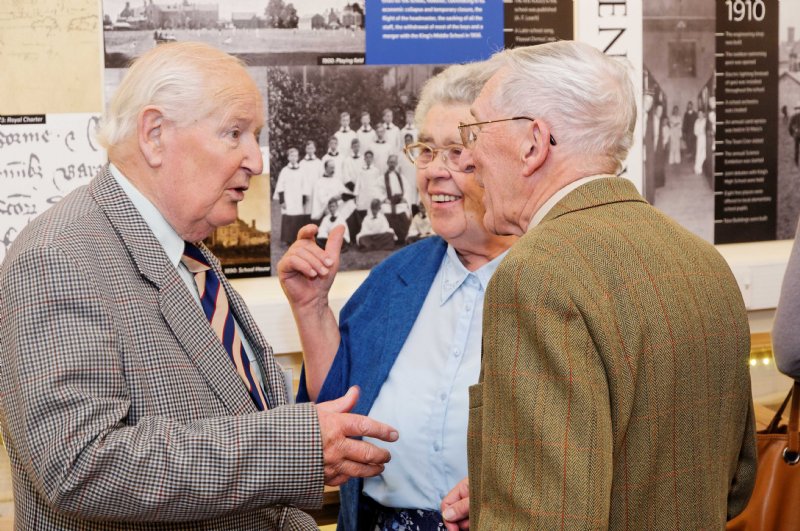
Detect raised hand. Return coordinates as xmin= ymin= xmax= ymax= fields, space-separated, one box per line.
xmin=277 ymin=224 xmax=345 ymax=310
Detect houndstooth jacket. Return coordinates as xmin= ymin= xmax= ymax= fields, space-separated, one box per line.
xmin=0 ymin=167 xmax=323 ymax=530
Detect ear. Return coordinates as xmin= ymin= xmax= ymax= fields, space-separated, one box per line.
xmin=520 ymin=119 xmax=552 ymax=178
xmin=138 ymin=106 xmax=165 ymax=168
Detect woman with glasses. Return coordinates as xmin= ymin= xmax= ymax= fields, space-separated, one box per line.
xmin=277 ymin=62 xmax=517 ymax=531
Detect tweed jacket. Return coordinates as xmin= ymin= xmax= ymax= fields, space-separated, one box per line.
xmin=0 ymin=168 xmax=323 ymax=530
xmin=468 ymin=178 xmax=756 ymax=530
xmin=297 ymin=235 xmax=449 ymax=530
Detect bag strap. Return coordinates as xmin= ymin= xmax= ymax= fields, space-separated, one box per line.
xmin=788 ymin=381 xmax=800 ymax=459
xmin=765 ymin=385 xmax=794 ymax=433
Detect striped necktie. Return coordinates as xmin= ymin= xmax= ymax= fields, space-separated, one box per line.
xmin=181 ymin=242 xmax=267 ymax=410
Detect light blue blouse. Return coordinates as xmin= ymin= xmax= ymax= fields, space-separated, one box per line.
xmin=362 ymin=244 xmax=508 ymax=509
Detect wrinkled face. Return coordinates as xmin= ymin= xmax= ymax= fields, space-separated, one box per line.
xmin=458 ymin=71 xmax=528 ymax=236
xmin=155 ymin=69 xmax=264 ymax=242
xmin=416 ymin=103 xmax=491 ymax=249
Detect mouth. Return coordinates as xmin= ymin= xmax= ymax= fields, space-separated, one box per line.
xmin=227 ymin=186 xmax=249 ymax=200
xmin=430 ymin=193 xmax=462 ymax=204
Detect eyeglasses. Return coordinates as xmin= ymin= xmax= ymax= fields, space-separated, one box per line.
xmin=458 ymin=116 xmax=557 ymax=148
xmin=403 ymin=141 xmax=465 ymax=172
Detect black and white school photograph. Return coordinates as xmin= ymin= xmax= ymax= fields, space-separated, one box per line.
xmin=778 ymin=0 xmax=800 ymax=239
xmin=642 ymin=0 xmax=716 ymax=243
xmin=102 ymin=0 xmax=365 ymax=68
xmin=267 ymin=64 xmax=440 ymax=273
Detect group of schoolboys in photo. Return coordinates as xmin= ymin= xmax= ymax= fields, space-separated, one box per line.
xmin=273 ymin=109 xmax=434 ymax=251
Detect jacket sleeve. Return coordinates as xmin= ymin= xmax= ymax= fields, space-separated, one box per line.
xmin=726 ymin=399 xmax=757 ymax=520
xmin=296 ymin=267 xmax=376 ymax=405
xmin=0 ymin=246 xmax=324 ymax=523
xmin=773 ymin=222 xmax=800 ymax=380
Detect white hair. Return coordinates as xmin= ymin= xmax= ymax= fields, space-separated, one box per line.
xmin=488 ymin=40 xmax=637 ymax=171
xmin=96 ymin=42 xmax=252 ymax=150
xmin=414 ymin=62 xmax=498 ymax=127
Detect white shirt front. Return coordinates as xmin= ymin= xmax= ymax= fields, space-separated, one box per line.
xmin=310 ymin=175 xmax=348 ymax=220
xmin=272 ymin=164 xmax=305 ymax=215
xmin=354 ymin=164 xmax=385 ymax=211
xmin=356 ymin=211 xmax=395 ymax=243
xmin=298 ymin=156 xmax=323 ymax=214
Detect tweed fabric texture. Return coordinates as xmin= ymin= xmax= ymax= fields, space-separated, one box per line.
xmin=468 ymin=178 xmax=756 ymax=530
xmin=0 ymin=167 xmax=323 ymax=530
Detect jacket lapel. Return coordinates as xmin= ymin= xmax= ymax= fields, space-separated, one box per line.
xmin=355 ymin=238 xmax=447 ymax=415
xmin=90 ymin=167 xmax=256 ymax=416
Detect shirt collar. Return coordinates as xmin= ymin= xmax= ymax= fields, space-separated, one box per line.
xmin=440 ymin=244 xmax=510 ymax=305
xmin=526 ymin=174 xmax=613 ymax=231
xmin=109 ymin=163 xmax=185 ymax=269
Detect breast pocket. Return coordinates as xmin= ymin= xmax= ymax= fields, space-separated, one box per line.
xmin=467 ymin=382 xmax=484 ymax=523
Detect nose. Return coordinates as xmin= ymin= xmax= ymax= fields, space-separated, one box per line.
xmin=458 ymin=147 xmax=475 ymax=174
xmin=244 ymin=136 xmax=264 ymax=176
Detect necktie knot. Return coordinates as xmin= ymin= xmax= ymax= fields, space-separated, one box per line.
xmin=182 ymin=242 xmax=211 ymax=274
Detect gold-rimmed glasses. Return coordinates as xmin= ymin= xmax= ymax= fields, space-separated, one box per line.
xmin=458 ymin=117 xmax=557 ymax=148
xmin=403 ymin=141 xmax=465 ymax=172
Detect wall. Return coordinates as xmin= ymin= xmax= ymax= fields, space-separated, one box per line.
xmin=2 ymin=0 xmax=794 ymax=401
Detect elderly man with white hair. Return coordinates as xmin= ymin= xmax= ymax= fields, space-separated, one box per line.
xmin=0 ymin=42 xmax=398 ymax=530
xmin=442 ymin=40 xmax=756 ymax=530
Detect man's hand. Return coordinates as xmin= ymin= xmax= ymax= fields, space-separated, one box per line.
xmin=441 ymin=477 xmax=470 ymax=530
xmin=316 ymin=386 xmax=399 ymax=486
xmin=276 ymin=224 xmax=345 ymax=310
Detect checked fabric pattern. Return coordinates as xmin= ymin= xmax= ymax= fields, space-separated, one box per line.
xmin=182 ymin=241 xmax=267 ymax=410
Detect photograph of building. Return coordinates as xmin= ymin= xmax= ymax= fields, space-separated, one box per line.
xmin=102 ymin=0 xmax=366 ymax=67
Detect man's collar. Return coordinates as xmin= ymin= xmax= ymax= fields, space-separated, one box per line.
xmin=108 ymin=163 xmax=184 ymax=268
xmin=526 ymin=174 xmax=613 ymax=232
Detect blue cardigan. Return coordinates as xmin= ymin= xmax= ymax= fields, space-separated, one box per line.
xmin=297 ymin=236 xmax=448 ymax=530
